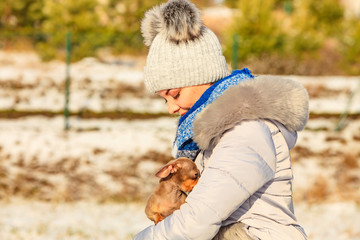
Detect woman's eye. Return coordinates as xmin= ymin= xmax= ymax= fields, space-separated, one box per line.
xmin=173 ymin=92 xmax=180 ymax=99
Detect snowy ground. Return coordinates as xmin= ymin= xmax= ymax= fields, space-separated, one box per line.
xmin=0 ymin=200 xmax=359 ymax=240
xmin=0 ymin=199 xmax=152 ymax=240
xmin=0 ymin=50 xmax=359 ymax=239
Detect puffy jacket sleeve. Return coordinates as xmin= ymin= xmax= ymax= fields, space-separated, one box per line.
xmin=134 ymin=120 xmax=277 ymax=240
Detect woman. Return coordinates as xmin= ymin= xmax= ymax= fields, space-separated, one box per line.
xmin=135 ymin=0 xmax=309 ymax=239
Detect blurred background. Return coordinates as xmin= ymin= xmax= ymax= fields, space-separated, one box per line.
xmin=1 ymin=0 xmax=360 ymax=74
xmin=0 ymin=0 xmax=359 ymax=239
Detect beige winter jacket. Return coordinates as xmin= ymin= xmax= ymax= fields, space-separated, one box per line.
xmin=135 ymin=76 xmax=309 ymax=240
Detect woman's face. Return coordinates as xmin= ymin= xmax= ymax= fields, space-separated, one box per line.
xmin=157 ymin=84 xmax=212 ymax=116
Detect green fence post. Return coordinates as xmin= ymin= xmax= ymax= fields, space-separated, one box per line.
xmin=64 ymin=31 xmax=72 ymax=131
xmin=334 ymin=79 xmax=360 ymax=131
xmin=232 ymin=34 xmax=239 ymax=70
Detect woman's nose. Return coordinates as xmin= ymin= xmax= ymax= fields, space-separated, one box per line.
xmin=167 ymin=101 xmax=180 ymax=114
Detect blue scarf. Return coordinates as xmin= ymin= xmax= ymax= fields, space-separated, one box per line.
xmin=172 ymin=68 xmax=254 ymax=160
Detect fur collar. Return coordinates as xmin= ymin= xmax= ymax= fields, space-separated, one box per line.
xmin=193 ymin=76 xmax=309 ymax=149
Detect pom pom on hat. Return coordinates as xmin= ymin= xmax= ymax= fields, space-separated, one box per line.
xmin=162 ymin=0 xmax=203 ymax=43
xmin=141 ymin=5 xmax=165 ymax=46
xmin=141 ymin=0 xmax=203 ymax=46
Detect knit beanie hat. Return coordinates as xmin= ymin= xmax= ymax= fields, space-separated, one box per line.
xmin=141 ymin=0 xmax=230 ymax=93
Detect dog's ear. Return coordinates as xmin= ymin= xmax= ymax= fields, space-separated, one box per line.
xmin=155 ymin=160 xmax=181 ymax=178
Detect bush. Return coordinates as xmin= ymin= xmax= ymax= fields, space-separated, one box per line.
xmin=224 ymin=0 xmax=285 ymax=66
xmin=0 ymin=0 xmax=45 ymax=29
xmin=224 ymin=0 xmax=346 ymax=69
xmin=284 ymin=0 xmax=325 ymax=58
xmin=35 ymin=0 xmax=100 ymax=61
xmin=224 ymin=0 xmax=293 ymax=10
xmin=34 ymin=0 xmax=163 ymax=61
xmin=304 ymin=0 xmax=344 ymax=36
xmin=339 ymin=18 xmax=360 ymax=74
xmin=0 ymin=0 xmax=45 ymax=49
xmin=1 ymin=0 xmax=213 ymax=61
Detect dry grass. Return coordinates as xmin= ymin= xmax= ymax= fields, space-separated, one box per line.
xmin=294 ymin=150 xmax=360 ymax=203
xmin=0 ymin=38 xmax=35 ymax=51
xmin=132 ymin=150 xmax=173 ymax=165
xmin=325 ymin=135 xmax=347 ymax=144
xmin=0 ymin=150 xmax=172 ymax=203
xmin=305 ymin=175 xmax=329 ymax=204
xmin=353 ymin=133 xmax=360 ymax=141
xmin=342 ymin=153 xmax=359 ymax=169
xmin=304 ymin=84 xmax=351 ymax=99
xmin=334 ymin=153 xmax=360 ymax=203
xmin=291 ymin=146 xmax=315 ymax=162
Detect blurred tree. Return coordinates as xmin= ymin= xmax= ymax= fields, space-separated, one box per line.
xmin=36 ymin=0 xmax=163 ymax=61
xmin=105 ymin=0 xmax=163 ymax=55
xmin=285 ymin=0 xmax=325 ymax=57
xmin=0 ymin=0 xmax=44 ymax=30
xmin=193 ymin=0 xmax=215 ymax=8
xmin=223 ymin=0 xmax=241 ymax=8
xmin=0 ymin=0 xmax=45 ymax=46
xmin=224 ymin=0 xmax=285 ymax=64
xmin=223 ymin=0 xmax=237 ymax=8
xmin=223 ymin=0 xmax=293 ymax=9
xmin=339 ymin=18 xmax=360 ymax=74
xmin=284 ymin=0 xmax=344 ymax=58
xmin=1 ymin=0 xmax=355 ymax=75
xmin=303 ymin=0 xmax=344 ymax=36
xmin=36 ymin=0 xmax=101 ymax=60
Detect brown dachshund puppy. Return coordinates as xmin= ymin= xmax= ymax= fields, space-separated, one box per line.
xmin=145 ymin=157 xmax=200 ymax=224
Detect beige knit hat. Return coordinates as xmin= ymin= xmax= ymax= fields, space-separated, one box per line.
xmin=141 ymin=0 xmax=230 ymax=93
